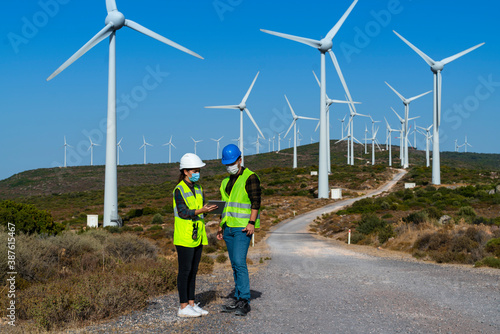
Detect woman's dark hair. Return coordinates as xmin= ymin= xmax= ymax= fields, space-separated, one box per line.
xmin=178 ymin=169 xmax=187 ymax=183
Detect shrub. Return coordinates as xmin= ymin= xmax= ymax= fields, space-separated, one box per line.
xmin=126 ymin=208 xmax=143 ymax=219
xmin=403 ymin=211 xmax=428 ymax=225
xmin=142 ymin=207 xmax=157 ymax=216
xmin=203 ymin=246 xmax=216 ymax=254
xmin=216 ymin=254 xmax=228 ymax=263
xmin=458 ymin=206 xmax=476 ymax=217
xmin=485 ymin=238 xmax=500 ymax=257
xmin=425 ymin=207 xmax=443 ymax=220
xmin=148 ymin=225 xmax=162 ymax=231
xmin=0 ymin=200 xmax=64 ymax=235
xmin=357 ymin=214 xmax=387 ymax=235
xmin=133 ymin=226 xmax=144 ymax=232
xmin=475 ymin=256 xmax=500 ymax=269
xmin=378 ymin=225 xmax=395 ymax=244
xmin=151 ymin=213 xmax=163 ymax=224
xmin=350 ymin=231 xmax=365 ymax=244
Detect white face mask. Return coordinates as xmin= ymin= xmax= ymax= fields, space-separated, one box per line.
xmin=226 ymin=163 xmax=240 ymax=175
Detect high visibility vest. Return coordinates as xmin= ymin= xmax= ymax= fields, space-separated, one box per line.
xmin=173 ymin=180 xmax=207 ymax=247
xmin=220 ymin=168 xmax=260 ymax=228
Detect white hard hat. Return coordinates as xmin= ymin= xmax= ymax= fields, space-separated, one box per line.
xmin=179 ymin=153 xmax=206 ymax=170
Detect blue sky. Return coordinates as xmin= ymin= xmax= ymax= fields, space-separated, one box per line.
xmin=1 ymin=0 xmax=499 ymax=180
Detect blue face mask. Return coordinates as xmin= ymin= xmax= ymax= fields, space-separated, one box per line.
xmin=189 ymin=172 xmax=200 ymax=182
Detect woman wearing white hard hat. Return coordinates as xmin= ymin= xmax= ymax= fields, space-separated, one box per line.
xmin=173 ymin=153 xmax=217 ymax=318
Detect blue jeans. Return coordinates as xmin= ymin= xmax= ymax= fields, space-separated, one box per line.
xmin=223 ymin=225 xmax=252 ymax=301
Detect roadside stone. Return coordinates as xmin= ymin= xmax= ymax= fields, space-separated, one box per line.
xmin=488 ymin=189 xmax=495 ymax=195
xmin=496 ymin=184 xmax=500 ymax=194
xmin=438 ymin=215 xmax=453 ymax=225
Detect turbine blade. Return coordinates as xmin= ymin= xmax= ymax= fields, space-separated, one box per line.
xmin=106 ymin=0 xmax=117 ymax=12
xmin=325 ymin=0 xmax=358 ymax=41
xmin=242 ymin=72 xmax=260 ymax=104
xmin=329 ymin=51 xmax=355 ymax=109
xmin=172 ymin=143 xmax=177 ymax=149
xmin=312 ymin=70 xmax=321 ymax=88
xmin=408 ymin=116 xmax=421 ymax=121
xmin=393 ymin=30 xmax=435 ymax=67
xmin=330 ymin=99 xmax=361 ymax=104
xmin=260 ymin=29 xmax=321 ymax=49
xmin=408 ymin=90 xmax=432 ymax=103
xmin=47 ymin=23 xmax=114 ymax=81
xmin=125 ymin=19 xmax=203 ymax=59
xmin=385 ymin=81 xmax=405 ymax=102
xmin=245 ymin=108 xmax=265 ymax=139
xmin=297 ymin=116 xmax=319 ymax=121
xmin=315 ymin=120 xmax=320 ymax=132
xmin=441 ymin=43 xmax=485 ymax=65
xmin=205 ymin=105 xmax=240 ymax=109
xmin=284 ymin=120 xmax=295 ymax=138
xmin=352 ymin=136 xmax=363 ymax=145
xmin=284 ymin=95 xmax=297 ymax=118
xmin=218 ymin=136 xmax=224 ymax=141
xmin=391 ymin=107 xmax=403 ymax=122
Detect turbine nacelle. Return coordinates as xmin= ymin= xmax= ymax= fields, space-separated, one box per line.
xmin=105 ymin=11 xmax=125 ymax=30
xmin=238 ymin=103 xmax=246 ymax=110
xmin=318 ymin=38 xmax=333 ymax=53
xmin=431 ymin=62 xmax=444 ymax=73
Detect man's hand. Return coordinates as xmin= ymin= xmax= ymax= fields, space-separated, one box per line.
xmin=242 ymin=223 xmax=255 ymax=236
xmin=216 ymin=226 xmax=224 ymax=240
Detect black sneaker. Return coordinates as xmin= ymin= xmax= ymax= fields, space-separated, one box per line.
xmin=221 ymin=299 xmax=239 ymax=313
xmin=234 ymin=300 xmax=251 ymax=316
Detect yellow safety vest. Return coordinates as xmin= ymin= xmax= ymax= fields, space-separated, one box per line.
xmin=173 ymin=180 xmax=207 ymax=247
xmin=220 ymin=168 xmax=261 ymax=228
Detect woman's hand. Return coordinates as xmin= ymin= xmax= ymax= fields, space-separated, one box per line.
xmin=195 ymin=203 xmax=218 ymax=215
xmin=216 ymin=226 xmax=224 ymax=240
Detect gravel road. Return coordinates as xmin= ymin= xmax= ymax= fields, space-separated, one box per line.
xmin=62 ymin=171 xmax=500 ymax=333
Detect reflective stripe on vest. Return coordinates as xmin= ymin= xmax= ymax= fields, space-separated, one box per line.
xmin=173 ymin=180 xmax=207 ymax=247
xmin=220 ymin=168 xmax=260 ymax=228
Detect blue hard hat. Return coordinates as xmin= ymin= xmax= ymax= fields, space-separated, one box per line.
xmin=221 ymin=144 xmax=241 ymax=165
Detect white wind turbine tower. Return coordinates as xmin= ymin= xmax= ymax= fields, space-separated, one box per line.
xmin=339 ymin=114 xmax=347 ymax=139
xmin=268 ymin=137 xmax=271 ymax=153
xmin=261 ymin=0 xmax=359 ymax=198
xmin=462 ymin=135 xmax=472 ymax=153
xmin=393 ymin=31 xmax=484 ymax=185
xmin=413 ymin=121 xmax=417 ymax=150
xmin=252 ymin=136 xmax=263 ymax=154
xmin=336 ymin=116 xmax=362 ymax=165
xmin=47 ymin=0 xmax=202 ymax=227
xmin=364 ymin=123 xmax=369 ymax=154
xmin=211 ymin=136 xmax=224 ymax=159
xmin=312 ymin=70 xmax=359 ymax=173
xmin=275 ymin=131 xmax=284 ymax=152
xmin=140 ymin=136 xmax=152 ymax=165
xmin=191 ymin=137 xmax=203 ymax=155
xmin=370 ymin=116 xmax=381 ymax=150
xmin=384 ymin=117 xmax=397 ymax=167
xmin=454 ymin=139 xmax=459 ymax=152
xmin=288 ymin=137 xmax=291 ymax=149
xmin=88 ymin=137 xmax=100 ymax=166
xmin=371 ymin=126 xmax=379 ymax=165
xmin=385 ymin=81 xmax=431 ymax=169
xmin=162 ymin=136 xmax=176 ymax=163
xmin=272 ymin=135 xmax=276 ymax=152
xmin=391 ymin=107 xmax=405 ymax=165
xmin=417 ymin=125 xmax=433 ymax=167
xmin=205 ymin=72 xmax=265 ymax=165
xmin=346 ymin=100 xmax=368 ymax=165
xmin=62 ymin=136 xmax=73 ymax=168
xmin=117 ymin=137 xmax=123 ymax=166
xmin=284 ymin=95 xmax=319 ymax=168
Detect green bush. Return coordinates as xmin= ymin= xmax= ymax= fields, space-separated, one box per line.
xmin=133 ymin=226 xmax=144 ymax=232
xmin=203 ymin=246 xmax=216 ymax=254
xmin=378 ymin=225 xmax=395 ymax=244
xmin=350 ymin=231 xmax=365 ymax=244
xmin=148 ymin=225 xmax=162 ymax=231
xmin=475 ymin=256 xmax=500 ymax=269
xmin=425 ymin=207 xmax=443 ymax=220
xmin=485 ymin=238 xmax=500 ymax=257
xmin=151 ymin=213 xmax=163 ymax=224
xmin=458 ymin=206 xmax=477 ymax=217
xmin=142 ymin=207 xmax=157 ymax=216
xmin=0 ymin=200 xmax=64 ymax=235
xmin=357 ymin=214 xmax=387 ymax=235
xmin=403 ymin=211 xmax=428 ymax=225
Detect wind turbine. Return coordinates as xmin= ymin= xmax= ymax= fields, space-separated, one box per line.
xmin=275 ymin=131 xmax=284 ymax=152
xmin=191 ymin=137 xmax=203 ymax=155
xmin=385 ymin=81 xmax=431 ymax=169
xmin=364 ymin=123 xmax=369 ymax=154
xmin=393 ymin=30 xmax=484 ymax=184
xmin=336 ymin=116 xmax=362 ymax=165
xmin=62 ymin=136 xmax=73 ymax=168
xmin=162 ymin=135 xmax=176 ymax=163
xmin=88 ymin=137 xmax=100 ymax=166
xmin=346 ymin=99 xmax=368 ymax=165
xmin=455 ymin=139 xmax=459 ymax=152
xmin=205 ymin=72 xmax=265 ymax=165
xmin=140 ymin=136 xmax=152 ymax=165
xmin=47 ymin=0 xmax=203 ymax=227
xmin=462 ymin=135 xmax=472 ymax=153
xmin=284 ymin=95 xmax=319 ymax=168
xmin=117 ymin=137 xmax=123 ymax=166
xmin=312 ymin=70 xmax=360 ymax=173
xmin=211 ymin=136 xmax=224 ymax=159
xmin=384 ymin=117 xmax=397 ymax=167
xmin=252 ymin=136 xmax=263 ymax=154
xmin=261 ymin=0 xmax=359 ymax=198
xmin=369 ymin=116 xmax=381 ymax=151
xmin=339 ymin=114 xmax=347 ymax=139
xmin=417 ymin=125 xmax=433 ymax=167
xmin=268 ymin=137 xmax=271 ymax=153
xmin=272 ymin=135 xmax=276 ymax=152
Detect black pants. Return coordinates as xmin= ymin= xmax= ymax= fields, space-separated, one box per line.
xmin=175 ymin=244 xmax=203 ymax=304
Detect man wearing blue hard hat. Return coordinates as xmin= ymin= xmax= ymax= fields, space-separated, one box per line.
xmin=217 ymin=144 xmax=261 ymax=316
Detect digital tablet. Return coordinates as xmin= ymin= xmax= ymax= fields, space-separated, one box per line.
xmin=206 ymin=200 xmax=226 ymax=215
